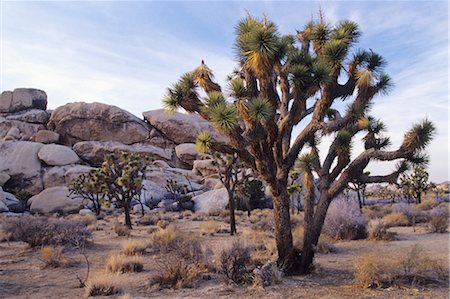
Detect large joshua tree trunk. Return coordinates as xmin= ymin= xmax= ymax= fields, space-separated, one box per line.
xmin=269 ymin=183 xmax=299 ymax=272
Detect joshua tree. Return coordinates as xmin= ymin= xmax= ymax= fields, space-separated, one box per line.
xmin=163 ymin=14 xmax=435 ymax=274
xmin=69 ymin=169 xmax=105 ymax=215
xmin=347 ymin=172 xmax=369 ymax=209
xmin=400 ymin=165 xmax=431 ymax=204
xmin=99 ymin=152 xmax=147 ymax=229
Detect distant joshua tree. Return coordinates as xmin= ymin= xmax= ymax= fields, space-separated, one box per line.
xmin=400 ymin=165 xmax=431 ymax=204
xmin=163 ymin=14 xmax=435 ymax=274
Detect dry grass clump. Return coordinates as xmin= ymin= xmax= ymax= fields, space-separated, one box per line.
xmin=426 ymin=206 xmax=449 ymax=233
xmin=122 ymin=239 xmax=148 ymax=256
xmin=149 ymin=226 xmax=180 ymax=253
xmin=242 ymin=228 xmax=276 ymax=255
xmin=355 ymin=245 xmax=448 ymax=288
xmin=40 ymin=245 xmax=64 ymax=268
xmin=392 ymin=203 xmax=413 ymax=222
xmin=106 ymin=254 xmax=143 ymax=273
xmin=68 ymin=213 xmax=97 ymax=227
xmin=417 ymin=200 xmax=440 ymax=211
xmin=220 ymin=241 xmax=253 ymax=284
xmin=150 ymin=237 xmax=211 ymax=289
xmin=290 ymin=213 xmax=304 ymax=228
xmin=112 ymin=219 xmax=131 ymax=237
xmin=156 ymin=220 xmax=169 ymax=229
xmin=383 ymin=212 xmax=410 ymax=227
xmin=85 ymin=275 xmax=122 ymax=297
xmin=1 ymin=216 xmax=91 ymax=248
xmin=362 ymin=205 xmax=392 ymax=220
xmin=191 ymin=212 xmax=208 ymax=221
xmin=367 ymin=219 xmax=396 ymax=241
xmin=200 ymin=220 xmax=220 ymax=235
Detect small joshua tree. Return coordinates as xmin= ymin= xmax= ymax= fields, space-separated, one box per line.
xmin=69 ymin=169 xmax=105 ymax=215
xmin=99 ymin=152 xmax=148 ymax=229
xmin=400 ymin=165 xmax=431 ymax=204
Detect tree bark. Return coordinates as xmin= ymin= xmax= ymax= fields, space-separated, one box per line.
xmin=228 ymin=189 xmax=237 ymax=235
xmin=299 ymin=173 xmax=315 ymax=274
xmin=124 ymin=204 xmax=132 ymax=229
xmin=270 ymin=183 xmax=301 ymax=274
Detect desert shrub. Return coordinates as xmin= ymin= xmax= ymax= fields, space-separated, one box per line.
xmin=85 ymin=275 xmax=122 ymax=296
xmin=200 ymin=220 xmax=220 ymax=235
xmin=417 ymin=200 xmax=440 ymax=211
xmin=40 ymin=245 xmax=64 ymax=268
xmin=392 ymin=203 xmax=413 ymax=222
xmin=1 ymin=216 xmax=91 ymax=248
xmin=252 ymin=261 xmax=283 ymax=288
xmin=122 ymin=239 xmax=148 ymax=256
xmin=157 ymin=220 xmax=169 ymax=229
xmin=355 ymin=254 xmax=393 ymax=288
xmin=150 ymin=237 xmax=210 ymax=289
xmin=220 ymin=241 xmax=253 ymax=284
xmin=383 ymin=213 xmax=410 ymax=227
xmin=67 ymin=214 xmax=97 ymax=227
xmin=106 ymin=254 xmax=143 ymax=273
xmin=242 ymin=229 xmax=275 ymax=254
xmin=323 ymin=199 xmax=367 ymax=240
xmin=149 ymin=226 xmax=179 ymax=253
xmin=427 ymin=206 xmax=449 ymax=233
xmin=362 ymin=205 xmax=392 ymax=220
xmin=112 ymin=219 xmax=131 ymax=237
xmin=355 ymin=245 xmax=448 ymax=288
xmin=367 ymin=219 xmax=396 ymax=241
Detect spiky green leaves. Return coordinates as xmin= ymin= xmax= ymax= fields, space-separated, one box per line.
xmin=336 ymin=130 xmax=353 ymax=157
xmin=163 ymin=73 xmax=201 ymax=113
xmin=195 ymin=132 xmax=213 ymax=154
xmin=228 ymin=78 xmax=248 ymax=99
xmin=235 ymin=16 xmax=281 ymax=77
xmin=192 ymin=61 xmax=221 ymax=93
xmin=247 ymin=97 xmax=272 ymax=122
xmin=203 ymin=91 xmax=225 ymax=108
xmin=402 ymin=119 xmax=436 ymax=153
xmin=209 ymin=102 xmax=239 ymax=132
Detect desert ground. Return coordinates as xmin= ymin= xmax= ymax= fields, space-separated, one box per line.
xmin=1 ymin=206 xmax=448 ymax=299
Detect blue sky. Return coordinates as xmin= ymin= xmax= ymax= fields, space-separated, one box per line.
xmin=1 ymin=1 xmax=448 ymax=183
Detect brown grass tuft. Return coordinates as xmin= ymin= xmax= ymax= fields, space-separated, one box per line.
xmin=367 ymin=219 xmax=396 ymax=241
xmin=199 ymin=220 xmax=220 ymax=235
xmin=40 ymin=245 xmax=64 ymax=268
xmin=121 ymin=239 xmax=148 ymax=256
xmin=112 ymin=219 xmax=131 ymax=237
xmin=383 ymin=212 xmax=410 ymax=227
xmin=106 ymin=254 xmax=143 ymax=273
xmin=85 ymin=274 xmax=122 ymax=297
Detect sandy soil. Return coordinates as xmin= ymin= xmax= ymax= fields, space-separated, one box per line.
xmin=0 ymin=212 xmax=448 ymax=299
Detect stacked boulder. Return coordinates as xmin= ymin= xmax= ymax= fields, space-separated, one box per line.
xmin=0 ymin=88 xmax=233 ymax=215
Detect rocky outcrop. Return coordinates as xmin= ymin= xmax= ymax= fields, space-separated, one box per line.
xmin=0 ymin=189 xmax=23 ymax=213
xmin=4 ymin=109 xmax=49 ymax=124
xmin=47 ymin=102 xmax=154 ymax=146
xmin=175 ymin=143 xmax=199 ymax=165
xmin=192 ymin=188 xmax=228 ymax=213
xmin=0 ymin=141 xmax=44 ymax=195
xmin=0 ymin=88 xmax=47 ymax=113
xmin=38 ymin=144 xmax=80 ymax=166
xmin=192 ymin=159 xmax=216 ymax=176
xmin=73 ymin=141 xmax=172 ymax=166
xmin=0 ymin=118 xmax=45 ymax=141
xmin=143 ymin=109 xmax=227 ymax=145
xmin=28 ymin=186 xmax=82 ymax=214
xmin=31 ymin=130 xmax=60 ymax=144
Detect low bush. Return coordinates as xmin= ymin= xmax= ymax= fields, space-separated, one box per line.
xmin=367 ymin=219 xmax=396 ymax=241
xmin=106 ymin=254 xmax=143 ymax=273
xmin=1 ymin=216 xmax=91 ymax=248
xmin=150 ymin=237 xmax=210 ymax=289
xmin=40 ymin=245 xmax=64 ymax=268
xmin=392 ymin=203 xmax=413 ymax=222
xmin=252 ymin=261 xmax=283 ymax=288
xmin=85 ymin=275 xmax=122 ymax=297
xmin=112 ymin=219 xmax=131 ymax=237
xmin=150 ymin=256 xmax=208 ymax=289
xmin=149 ymin=226 xmax=180 ymax=253
xmin=323 ymin=199 xmax=367 ymax=240
xmin=220 ymin=241 xmax=253 ymax=284
xmin=156 ymin=220 xmax=169 ymax=229
xmin=417 ymin=200 xmax=440 ymax=211
xmin=200 ymin=220 xmax=220 ymax=235
xmin=362 ymin=205 xmax=392 ymax=220
xmin=355 ymin=245 xmax=448 ymax=288
xmin=122 ymin=239 xmax=148 ymax=256
xmin=427 ymin=206 xmax=449 ymax=233
xmin=383 ymin=212 xmax=410 ymax=227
